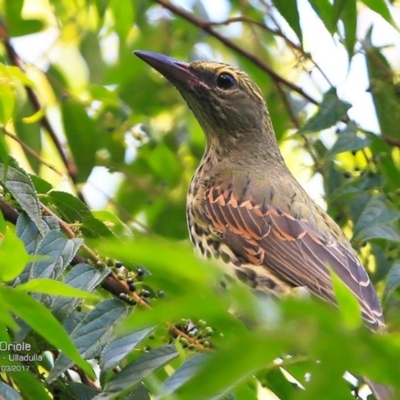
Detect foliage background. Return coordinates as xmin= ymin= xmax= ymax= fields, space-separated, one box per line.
xmin=1 ymin=0 xmax=400 ymax=399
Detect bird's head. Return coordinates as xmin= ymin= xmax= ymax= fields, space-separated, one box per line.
xmin=135 ymin=51 xmax=278 ymax=158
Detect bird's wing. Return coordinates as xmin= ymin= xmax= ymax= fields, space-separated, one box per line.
xmin=204 ymin=186 xmax=385 ymax=330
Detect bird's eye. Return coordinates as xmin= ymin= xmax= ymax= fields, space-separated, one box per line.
xmin=216 ymin=73 xmax=236 ymax=90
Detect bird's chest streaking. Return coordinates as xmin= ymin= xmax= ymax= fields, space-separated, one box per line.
xmin=186 ymin=161 xmax=293 ymax=296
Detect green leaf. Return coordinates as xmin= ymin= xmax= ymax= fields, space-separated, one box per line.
xmin=101 ymin=326 xmax=155 ymax=372
xmin=330 ymin=269 xmax=362 ymax=330
xmin=0 ymin=77 xmax=15 ymax=124
xmin=159 ymin=354 xmax=209 ymax=398
xmin=272 ymin=0 xmax=302 ymax=43
xmin=15 ymin=278 xmax=98 ymax=299
xmin=48 ymin=299 xmax=129 ymax=382
xmin=309 ymin=0 xmax=335 ymax=34
xmin=176 ymin=330 xmax=286 ymax=400
xmin=14 ymin=100 xmax=42 ymax=174
xmin=329 ymin=173 xmax=384 ymax=202
xmin=68 ymin=381 xmax=99 ymax=400
xmin=361 ymin=0 xmax=398 ymax=29
xmin=61 ymin=98 xmax=97 ymax=183
xmin=0 ymin=287 xmax=93 ymax=378
xmin=364 ymin=33 xmax=400 ymax=140
xmin=0 ymin=157 xmax=43 ymax=234
xmin=335 ymin=0 xmax=357 ymax=56
xmin=4 ymin=0 xmax=44 ymax=37
xmin=52 ymin=263 xmax=110 ymax=321
xmin=30 ymin=175 xmax=53 ymax=194
xmin=259 ymin=367 xmax=300 ymax=399
xmin=0 ymin=227 xmax=30 ymax=281
xmin=353 ymin=195 xmax=400 ymax=242
xmin=92 ymin=210 xmax=133 ymax=239
xmin=0 ymin=207 xmax=6 ymax=233
xmin=81 ymin=215 xmax=114 ymax=238
xmin=383 ymin=262 xmax=400 ymax=303
xmin=126 ymin=384 xmax=151 ymax=400
xmin=147 ymin=142 xmax=181 ymax=187
xmin=109 ymin=0 xmax=135 ymax=40
xmin=25 ymin=230 xmax=83 ymax=281
xmin=299 ymin=88 xmax=351 ymax=133
xmin=16 ymin=213 xmax=43 ymax=254
xmin=99 ymin=345 xmax=179 ymax=399
xmin=6 ymin=370 xmax=51 ymax=400
xmin=80 ymin=32 xmax=104 ymax=84
xmin=45 ymin=190 xmax=92 ymax=223
xmin=329 ymin=123 xmax=370 ymax=155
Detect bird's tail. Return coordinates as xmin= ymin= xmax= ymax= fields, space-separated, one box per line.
xmin=364 ymin=378 xmax=393 ymax=400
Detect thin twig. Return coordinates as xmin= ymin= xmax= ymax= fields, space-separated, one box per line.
xmin=2 ymin=127 xmax=63 ymax=176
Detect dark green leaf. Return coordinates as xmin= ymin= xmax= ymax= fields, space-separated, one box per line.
xmin=52 ymin=263 xmax=110 ymax=321
xmin=27 ymin=230 xmax=82 ymax=281
xmin=48 ymin=299 xmax=129 ymax=382
xmin=61 ymin=98 xmax=97 ymax=183
xmin=309 ymin=0 xmax=335 ymax=33
xmin=0 ymin=157 xmax=43 ymax=234
xmin=299 ymin=88 xmax=351 ymax=133
xmin=16 ymin=213 xmax=43 ymax=254
xmin=331 ymin=269 xmax=362 ymax=329
xmin=45 ymin=190 xmax=92 ymax=222
xmin=329 ymin=123 xmax=370 ymax=155
xmin=99 ymin=345 xmax=179 ymax=399
xmin=335 ymin=0 xmax=357 ymax=56
xmin=81 ymin=215 xmax=114 ymax=238
xmin=101 ymin=326 xmax=155 ymax=372
xmin=4 ymin=0 xmax=44 ymax=36
xmin=30 ymin=175 xmax=53 ymax=194
xmin=272 ymin=0 xmax=302 ymax=43
xmin=383 ymin=262 xmax=400 ymax=303
xmin=353 ymin=195 xmax=400 ymax=242
xmin=68 ymin=381 xmax=99 ymax=400
xmin=365 ymin=33 xmax=400 ymax=141
xmin=159 ymin=354 xmax=210 ymax=398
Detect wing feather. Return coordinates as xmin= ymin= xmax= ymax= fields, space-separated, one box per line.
xmin=204 ymin=187 xmax=385 ymax=331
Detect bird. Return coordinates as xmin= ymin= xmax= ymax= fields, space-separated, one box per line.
xmin=134 ymin=50 xmax=392 ymax=400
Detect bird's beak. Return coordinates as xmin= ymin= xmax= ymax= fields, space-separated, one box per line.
xmin=134 ymin=50 xmax=199 ymax=86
